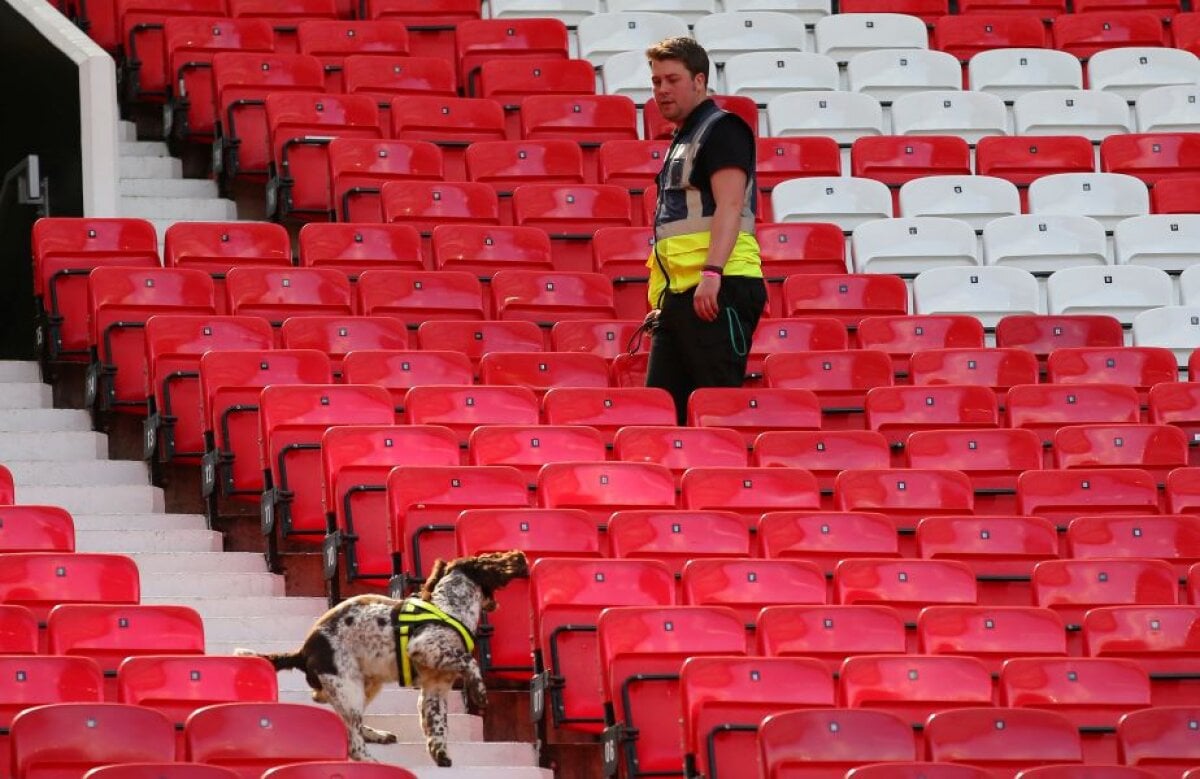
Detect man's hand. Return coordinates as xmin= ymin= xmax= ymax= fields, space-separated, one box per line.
xmin=694 ymin=274 xmax=721 ymax=321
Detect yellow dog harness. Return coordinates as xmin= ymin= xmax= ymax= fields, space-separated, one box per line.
xmin=393 ymin=597 xmax=476 ymax=687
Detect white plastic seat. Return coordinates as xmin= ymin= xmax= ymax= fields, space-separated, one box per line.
xmin=489 ymin=0 xmax=600 ymax=25
xmin=605 ymin=0 xmax=717 ymax=25
xmin=1027 ymin=172 xmax=1150 ymax=231
xmin=694 ymin=12 xmax=808 ymax=64
xmin=1046 ymin=265 xmax=1173 ymax=324
xmin=814 ymin=13 xmax=928 ymax=64
xmin=578 ymin=12 xmax=690 ymax=66
xmin=914 ymin=266 xmax=1042 ymax=328
xmin=1132 ymin=305 xmax=1200 ymax=366
xmin=772 ymin=175 xmax=893 ymax=230
xmin=969 ymin=49 xmax=1083 ymax=103
xmin=1087 ymin=48 xmax=1200 ymax=103
xmin=767 ymin=91 xmax=884 ymax=143
xmin=846 ymin=49 xmax=961 ymax=103
xmin=1135 ymin=85 xmax=1200 ymax=134
xmin=724 ymin=52 xmax=839 ymax=103
xmin=899 ymin=175 xmax=1020 ymax=231
xmin=982 ymin=214 xmax=1109 ymax=274
xmin=1013 ymin=89 xmax=1133 ymax=141
xmin=890 ymin=90 xmax=1008 ymax=144
xmin=1180 ymin=265 xmax=1200 ymax=306
xmin=601 ymin=50 xmax=654 ymax=102
xmin=1114 ymin=214 xmax=1200 ymax=273
xmin=851 ymin=216 xmax=980 ymax=275
xmin=723 ymin=0 xmax=831 ymax=25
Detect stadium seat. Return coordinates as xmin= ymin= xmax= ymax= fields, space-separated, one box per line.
xmin=866 ymin=384 xmax=999 ymax=451
xmin=388 ymin=464 xmax=531 ymax=591
xmin=1019 ymin=466 xmax=1159 ymax=530
xmin=296 ymin=20 xmax=410 ymax=93
xmin=261 ymin=765 xmax=416 ymax=779
xmin=681 ymin=466 xmax=822 ymax=528
xmin=479 ymin=58 xmax=595 ymax=138
xmin=780 ymin=274 xmax=907 ymax=335
xmin=918 ymin=605 xmax=1067 ymax=674
xmin=479 ymin=351 xmax=609 ymax=396
xmin=224 ymin=267 xmax=352 ymax=331
xmin=455 ymin=17 xmax=569 ymax=96
xmin=298 ymin=223 xmax=425 ymax=280
xmin=751 ymin=430 xmax=892 ymax=495
xmin=1028 ymin=173 xmax=1150 ymax=231
xmin=468 ymin=425 xmax=605 ymax=485
xmin=546 ymin=320 xmax=636 ymax=361
xmin=538 ymin=461 xmax=676 ymax=525
xmin=1134 ymin=307 xmax=1200 ymax=372
xmin=851 ymin=137 xmax=973 ymax=201
xmin=590 ymin=226 xmax=654 ymax=318
xmin=917 ymin=514 xmax=1058 ymax=602
xmin=227 ymin=0 xmax=339 ymax=48
xmin=1135 ymin=85 xmax=1200 ymax=134
xmin=912 ymin=266 xmax=1041 ymax=329
xmin=404 ymin=385 xmax=539 ymax=446
xmin=1150 ymin=175 xmax=1200 ymax=214
xmin=598 ymin=50 xmax=658 ymax=104
xmin=119 ymin=0 xmax=228 ymax=103
xmin=1008 ymin=384 xmax=1143 ymax=450
xmin=1047 ymin=346 xmax=1178 ymax=399
xmin=975 ymin=135 xmax=1096 ymax=200
xmin=982 ymin=215 xmax=1109 ymax=274
xmin=693 ymin=11 xmax=809 ymax=65
xmin=1046 ymin=265 xmax=1172 ymax=324
xmin=519 ymin=95 xmax=639 ymax=178
xmin=723 ymin=52 xmax=841 ymax=105
xmin=490 ymin=270 xmax=617 ymax=324
xmin=759 ymin=708 xmax=918 ymax=778
xmin=389 ymin=96 xmax=506 ymax=181
xmin=0 ymin=656 xmax=102 ymax=772
xmin=380 ymin=181 xmax=499 ymax=243
xmin=932 ymin=14 xmax=1048 ymax=61
xmin=835 ymin=468 xmax=976 ymax=543
xmin=416 ymin=320 xmax=543 ymax=367
xmin=851 ymin=217 xmax=980 ymax=277
xmin=466 ymin=140 xmax=585 ymax=223
xmin=970 ymin=50 xmax=1082 ymax=103
xmin=725 ymin=0 xmax=832 ymax=21
xmin=1117 ymin=706 xmax=1200 ymax=776
xmin=10 ymin=703 xmax=176 ymax=779
xmin=1014 ymin=89 xmax=1132 ymax=140
xmin=747 ymin=316 xmax=849 ymax=381
xmin=342 ymin=55 xmax=458 ymax=132
xmin=184 ymin=702 xmax=349 ymax=775
xmin=605 ymin=0 xmax=717 ymax=24
xmin=1051 ymin=11 xmax=1166 ymax=60
xmin=328 ymin=138 xmax=444 ymax=223
xmin=280 ymin=316 xmax=409 ymax=375
xmin=597 ymin=606 xmax=747 ymax=778
xmin=488 ymin=0 xmax=599 ymax=23
xmin=757 ymin=138 xmax=843 ymax=217
xmin=1101 ymin=133 xmax=1200 ymax=189
xmin=607 ymin=511 xmax=752 ymax=579
xmin=1089 ymin=49 xmax=1200 ymax=102
xmin=0 ymin=505 xmax=74 ymax=553
xmin=759 ymin=510 xmax=900 ymax=575
xmin=1035 ymin=558 xmax=1178 ymax=634
xmin=321 ymin=425 xmax=460 ymax=595
xmin=529 ymin=558 xmax=675 ymax=733
xmin=997 ymin=314 xmax=1125 ymax=365
xmin=1068 ymin=514 xmax=1200 ymax=578
xmin=848 ymin=49 xmax=962 ymax=103
xmin=1149 ymin=383 xmax=1200 ymax=462
xmin=0 ymin=605 xmax=37 ymax=655
xmin=594 ymin=142 xmax=666 ymax=225
xmin=757 ymin=604 xmax=907 ymax=667
xmin=577 ymin=12 xmax=690 ymax=67
xmin=1084 ymin=605 xmax=1200 ymax=705
xmin=766 ymin=91 xmax=886 ymax=143
xmin=613 ymin=426 xmax=748 ymax=479
xmin=835 ymin=557 xmax=978 ymax=625
xmin=1053 ymin=424 xmax=1187 ymax=484
xmin=906 ymin=427 xmax=1044 ymax=513
xmin=163 ymin=222 xmax=292 ymax=313
xmin=686 ymin=387 xmax=822 ymax=443
xmin=509 ymin=185 xmax=631 ymax=272
xmin=358 ymin=0 xmax=479 ymax=60
xmin=542 ymin=386 xmax=677 ymax=444
xmin=814 ymin=12 xmax=929 ymax=64
xmin=898 ymin=175 xmax=1021 ymax=230
xmin=924 ymin=708 xmax=1084 ymax=777
xmin=680 ymin=655 xmax=837 ymax=779
xmin=681 ymin=558 xmax=828 ymax=628
xmin=1114 ymin=217 xmax=1200 ymax=278
xmin=763 ymin=350 xmax=893 ymax=429
xmin=773 ymin=176 xmax=894 ymax=230
xmin=356 ymin=270 xmax=485 ymax=326
xmin=840 ymin=654 xmax=994 ymax=728
xmin=756 ymin=224 xmax=849 ymax=280
xmin=859 ymin=314 xmax=986 ymax=375
xmin=908 ymin=348 xmax=1040 ymax=407
xmin=199 ymin=350 xmax=333 ymax=512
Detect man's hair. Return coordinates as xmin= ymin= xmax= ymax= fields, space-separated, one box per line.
xmin=645 ymin=36 xmax=710 ymax=84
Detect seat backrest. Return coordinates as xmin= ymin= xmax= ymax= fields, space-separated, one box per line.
xmin=814 ymin=12 xmax=929 ymax=63
xmin=1117 ymin=705 xmax=1200 ymax=773
xmin=834 ymin=469 xmax=975 ymax=530
xmin=1013 ymin=88 xmax=1130 ymax=140
xmin=681 ymin=466 xmax=822 ymax=526
xmin=757 ymin=604 xmax=907 ymax=666
xmin=1033 ymin=558 xmax=1179 ymax=626
xmin=758 ymin=510 xmax=900 ymax=573
xmin=404 ymin=384 xmax=540 ymax=443
xmin=681 ymin=558 xmax=828 ymax=625
xmin=840 ymin=654 xmax=994 ymax=725
xmin=47 ymin=604 xmax=205 ymax=680
xmin=996 ymin=314 xmax=1124 ymax=360
xmin=224 ymin=267 xmax=353 ymax=325
xmin=835 ymin=558 xmax=978 ymax=622
xmin=759 ymin=708 xmax=918 ymax=777
xmin=117 ymin=655 xmax=278 ymax=729
xmin=1000 ymin=656 xmax=1151 ymax=729
xmin=686 ymin=387 xmax=824 ymax=442
xmin=767 ymin=90 xmax=884 ymax=143
xmin=0 ymin=553 xmax=140 ymax=626
xmin=1017 ymin=467 xmax=1159 ymax=522
xmin=1006 ymin=384 xmax=1142 ymax=444
xmin=613 ymin=426 xmax=748 ymax=476
xmin=184 ymin=702 xmax=349 ymax=772
xmin=608 ymin=511 xmax=751 ymax=577
xmin=924 ymin=707 xmax=1084 ymax=773
xmin=918 ymin=605 xmax=1067 ymax=673
xmin=0 ymin=505 xmax=75 ymax=553
xmin=297 ymin=223 xmax=424 ymax=279
xmin=976 ymin=135 xmax=1095 ymax=188
xmin=12 ymin=703 xmax=174 ymax=778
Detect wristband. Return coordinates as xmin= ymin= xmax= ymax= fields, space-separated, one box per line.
xmin=701 ymin=270 xmax=722 ymax=279
xmin=703 ymin=264 xmax=725 ymax=274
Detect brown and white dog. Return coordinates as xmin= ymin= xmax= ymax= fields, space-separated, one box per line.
xmin=237 ymin=550 xmax=528 ymax=765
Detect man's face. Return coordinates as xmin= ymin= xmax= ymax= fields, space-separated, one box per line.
xmin=651 ymin=57 xmax=706 ymax=125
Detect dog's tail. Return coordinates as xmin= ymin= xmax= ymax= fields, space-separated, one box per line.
xmin=234 ymin=647 xmax=305 ymax=673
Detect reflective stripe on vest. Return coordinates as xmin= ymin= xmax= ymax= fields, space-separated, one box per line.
xmin=394 ymin=597 xmax=477 ymax=687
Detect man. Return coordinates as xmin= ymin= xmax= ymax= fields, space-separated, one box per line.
xmin=643 ymin=36 xmax=767 ymax=426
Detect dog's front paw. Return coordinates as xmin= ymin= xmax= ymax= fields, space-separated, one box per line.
xmin=361 ymin=725 xmax=397 ymax=744
xmin=432 ymin=748 xmax=453 ymax=768
xmin=465 ymin=679 xmax=488 ymax=712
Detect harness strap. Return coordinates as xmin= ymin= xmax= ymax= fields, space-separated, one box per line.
xmin=394 ymin=597 xmax=477 ymax=687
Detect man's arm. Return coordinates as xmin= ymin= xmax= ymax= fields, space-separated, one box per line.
xmin=693 ymin=166 xmax=748 ymax=322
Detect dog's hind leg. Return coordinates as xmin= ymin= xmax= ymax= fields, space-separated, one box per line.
xmin=418 ymin=681 xmax=453 ymax=767
xmin=358 ymin=677 xmax=397 ymax=745
xmin=319 ymin=672 xmax=375 ymax=761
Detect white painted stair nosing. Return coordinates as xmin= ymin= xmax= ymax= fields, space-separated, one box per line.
xmin=6 ymin=459 xmax=150 ymax=486
xmin=74 ymin=534 xmax=226 ymax=555
xmin=71 ymin=513 xmax=208 ymax=531
xmin=140 ymin=595 xmax=330 ymax=618
xmin=0 ymin=362 xmax=43 ymax=382
xmin=0 ymin=432 xmax=108 ymax=460
xmin=120 ymin=178 xmax=220 ymax=198
xmin=19 ymin=485 xmax=165 ymax=514
xmin=147 ymin=572 xmax=285 ymax=598
xmin=119 ymin=196 xmax=238 ymax=221
xmin=119 ymin=155 xmax=183 ymax=179
xmin=0 ymin=409 xmax=94 ymax=431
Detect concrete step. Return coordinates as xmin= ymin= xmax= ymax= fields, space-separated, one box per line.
xmin=118 ymin=121 xmax=138 ymax=142
xmin=0 ymin=409 xmax=92 ymax=431
xmin=120 ymin=196 xmax=237 ymax=221
xmin=120 ymin=177 xmax=220 ymax=198
xmin=142 ymin=595 xmax=328 ymax=618
xmin=72 ymin=513 xmax=208 ymax=531
xmin=74 ymin=532 xmax=224 ymax=555
xmin=0 ymin=383 xmax=52 ymax=408
xmin=202 ymin=614 xmax=335 ymax=642
xmin=373 ymin=740 xmax=539 ymax=767
xmin=120 ymin=155 xmax=182 ymax=179
xmin=120 ymin=141 xmax=171 ymax=157
xmin=364 ymin=712 xmax=484 ymax=742
xmin=146 ymin=571 xmax=285 ymax=599
xmin=6 ymin=459 xmax=149 ymax=487
xmin=407 ymin=769 xmax=550 ymax=779
xmin=0 ymin=362 xmax=40 ymax=382
xmin=277 ymin=684 xmax=467 ymax=714
xmin=18 ymin=485 xmax=165 ymax=514
xmin=0 ymin=432 xmax=108 ymax=461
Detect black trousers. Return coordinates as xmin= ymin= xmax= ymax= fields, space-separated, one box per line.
xmin=645 ymin=275 xmax=768 ymax=426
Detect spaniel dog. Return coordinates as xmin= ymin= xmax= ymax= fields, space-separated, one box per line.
xmin=237 ymin=550 xmax=528 ymax=765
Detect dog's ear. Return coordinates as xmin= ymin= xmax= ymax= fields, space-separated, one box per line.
xmin=419 ymin=559 xmax=449 ymax=601
xmin=454 ymin=550 xmax=529 ymax=594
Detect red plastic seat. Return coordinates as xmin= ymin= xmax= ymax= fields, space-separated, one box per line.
xmin=224 ymin=267 xmax=352 ymax=331
xmin=1068 ymin=515 xmax=1200 ymax=578
xmin=1117 ymin=706 xmax=1200 ymax=777
xmin=389 ymin=96 xmax=506 ymax=180
xmin=199 ymin=350 xmax=333 ymax=509
xmin=608 ymin=510 xmax=751 ymax=580
xmin=918 ymin=605 xmax=1067 ymax=673
xmin=512 ymin=184 xmax=631 ymax=272
xmin=184 ymin=702 xmax=349 ymax=777
xmin=0 ymin=505 xmax=75 ymax=553
xmin=761 ymin=708 xmax=918 ymax=778
xmin=364 ymin=0 xmax=480 ymax=61
xmin=680 ymin=558 xmax=828 ymax=627
xmin=976 ymin=137 xmax=1096 ymax=200
xmin=357 ymin=269 xmax=485 ymax=327
xmin=0 ymin=606 xmax=38 ymax=655
xmin=687 ymin=387 xmax=823 ymax=444
xmin=321 ymin=425 xmax=460 ymax=594
xmin=163 ymin=18 xmax=275 ymax=143
xmin=227 ymin=0 xmax=338 ymax=47
xmin=262 ymin=765 xmax=416 ymax=779
xmin=598 ymin=606 xmax=748 ymax=778
xmin=541 ymin=386 xmax=676 ymax=444
xmin=211 ymin=53 xmax=325 ymax=182
xmin=0 ymin=552 xmax=139 ymax=632
xmin=456 ymin=507 xmax=601 ymax=679
xmin=328 ymin=138 xmax=443 ymax=223
xmin=466 ymin=140 xmax=585 ymax=224
xmin=680 ymin=655 xmax=837 ymax=779
xmin=537 ymin=461 xmax=676 ymax=525
xmin=479 ymin=58 xmax=595 ymax=140
xmin=1084 ymin=605 xmax=1200 ymax=705
xmin=597 ymin=141 xmax=669 ymax=223
xmin=0 ymin=656 xmax=102 ymax=773
xmin=387 ymin=464 xmax=530 ymax=590
xmin=909 ymin=348 xmax=1041 ymax=407
xmin=118 ymin=0 xmax=225 ymax=103
xmin=1101 ymin=133 xmax=1200 ymax=187
xmin=343 ymin=55 xmax=457 ymax=133
xmin=763 ymin=350 xmax=894 ymax=430
xmin=520 ymin=94 xmax=639 ymax=183
xmin=1035 ymin=558 xmax=1179 ymax=631
xmin=759 ymin=510 xmax=901 ymax=576
xmin=1017 ymin=468 xmax=1160 ymax=528
xmin=529 ymin=558 xmax=675 ymax=733
xmin=613 ymin=426 xmax=748 ymax=480
xmin=852 ymin=137 xmax=974 ymax=207
xmin=747 ymin=317 xmax=849 ymax=383
xmin=858 ymin=314 xmax=986 ymax=377
xmin=1051 ymin=11 xmax=1166 ymax=59
xmin=1053 ymin=424 xmax=1188 ymax=483
xmin=932 ymin=13 xmax=1049 ymax=60
xmin=781 ymin=274 xmax=909 ymax=337
xmin=258 ymin=384 xmax=395 ymax=560
xmin=88 ymin=266 xmax=215 ymax=414
xmin=11 ymin=702 xmax=176 ymax=779
xmin=456 ymin=18 xmax=569 ymax=96
xmin=757 ymin=138 xmax=842 ymax=220
xmin=550 ymin=319 xmax=644 ymax=361
xmin=681 ymin=466 xmax=821 ymax=529
xmin=841 ymin=654 xmax=994 ymax=730
xmin=490 ymin=270 xmax=616 ymax=324
xmin=298 ymin=223 xmax=424 ymax=280
xmin=757 ymin=604 xmax=907 ymax=669
xmin=296 ymin=19 xmax=410 ymax=92
xmin=163 ymin=221 xmax=292 ymax=313
xmin=847 ymin=764 xmax=992 ymax=778
xmin=403 ymin=384 xmax=539 ymax=445
xmin=1151 ymin=175 xmax=1200 ymax=214
xmin=380 ymin=181 xmax=499 ymax=242
xmin=1046 ymin=346 xmax=1178 ymax=401
xmin=756 ymin=223 xmax=849 ymax=283
xmin=415 ymin=320 xmax=543 ymax=367
xmin=916 ymin=514 xmax=1059 ymax=602
xmin=1151 ymin=384 xmax=1200 ymax=465
xmin=1006 ymin=384 xmax=1142 ymax=447
xmin=996 ymin=314 xmax=1124 ymax=366
xmin=751 ymin=430 xmax=891 ymax=497
xmin=925 ymin=708 xmax=1084 ymax=777
xmin=478 ymin=351 xmax=610 ymax=395
xmin=431 ymin=224 xmax=554 ymax=278
xmin=835 ymin=558 xmax=979 ymax=626
xmin=468 ymin=424 xmax=606 ymax=485
xmin=1191 ymin=562 xmax=1200 ymax=603
xmin=835 ymin=468 xmax=976 ymax=539
xmin=0 ymin=466 xmax=14 ymax=506
xmin=865 ymin=384 xmax=1000 ymax=451
xmin=643 ymin=94 xmax=759 ymax=141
